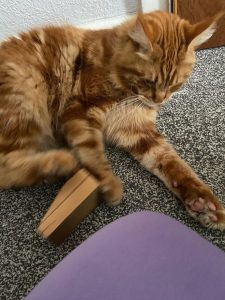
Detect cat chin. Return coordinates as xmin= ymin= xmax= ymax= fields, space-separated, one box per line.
xmin=141 ymin=98 xmax=163 ymax=110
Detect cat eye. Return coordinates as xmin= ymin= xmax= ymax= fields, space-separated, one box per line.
xmin=144 ymin=79 xmax=155 ymax=87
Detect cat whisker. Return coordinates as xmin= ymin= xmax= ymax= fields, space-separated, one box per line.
xmin=119 ymin=94 xmax=159 ymax=110
xmin=110 ymin=96 xmax=147 ymax=115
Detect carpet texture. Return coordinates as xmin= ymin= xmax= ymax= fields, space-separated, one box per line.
xmin=1 ymin=47 xmax=225 ymax=300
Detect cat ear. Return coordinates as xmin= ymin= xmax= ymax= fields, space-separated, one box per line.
xmin=185 ymin=10 xmax=225 ymax=48
xmin=128 ymin=14 xmax=153 ymax=50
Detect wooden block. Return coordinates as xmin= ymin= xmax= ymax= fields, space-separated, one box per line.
xmin=37 ymin=169 xmax=100 ymax=244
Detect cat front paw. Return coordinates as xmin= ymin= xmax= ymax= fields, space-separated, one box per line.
xmin=101 ymin=175 xmax=123 ymax=207
xmin=185 ymin=191 xmax=225 ymax=230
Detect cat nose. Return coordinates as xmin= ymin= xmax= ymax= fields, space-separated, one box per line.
xmin=165 ymin=91 xmax=171 ymax=99
xmin=154 ymin=90 xmax=170 ymax=103
xmin=154 ymin=91 xmax=167 ymax=103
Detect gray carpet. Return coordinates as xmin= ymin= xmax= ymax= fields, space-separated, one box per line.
xmin=1 ymin=47 xmax=225 ymax=300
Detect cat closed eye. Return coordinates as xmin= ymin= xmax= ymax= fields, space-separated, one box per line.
xmin=144 ymin=79 xmax=155 ymax=87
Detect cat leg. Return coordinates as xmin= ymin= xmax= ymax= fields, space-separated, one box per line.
xmin=60 ymin=105 xmax=123 ymax=206
xmin=0 ymin=149 xmax=78 ymax=188
xmin=139 ymin=141 xmax=225 ymax=230
xmin=111 ymin=120 xmax=225 ymax=230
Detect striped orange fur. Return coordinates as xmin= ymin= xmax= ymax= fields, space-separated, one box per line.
xmin=0 ymin=10 xmax=225 ymax=228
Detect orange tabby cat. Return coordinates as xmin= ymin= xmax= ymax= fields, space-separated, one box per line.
xmin=0 ymin=10 xmax=224 ymax=230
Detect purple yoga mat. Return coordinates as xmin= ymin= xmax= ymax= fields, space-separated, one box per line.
xmin=27 ymin=212 xmax=225 ymax=300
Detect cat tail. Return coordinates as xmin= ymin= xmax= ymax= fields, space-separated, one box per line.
xmin=0 ymin=149 xmax=79 ymax=188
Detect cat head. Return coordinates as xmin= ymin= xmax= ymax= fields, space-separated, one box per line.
xmin=114 ymin=10 xmax=224 ymax=105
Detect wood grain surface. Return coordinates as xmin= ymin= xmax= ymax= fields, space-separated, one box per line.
xmin=173 ymin=0 xmax=225 ymax=49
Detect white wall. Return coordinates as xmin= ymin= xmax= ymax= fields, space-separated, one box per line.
xmin=81 ymin=0 xmax=169 ymax=29
xmin=0 ymin=0 xmax=168 ymax=39
xmin=142 ymin=0 xmax=169 ymax=13
xmin=0 ymin=0 xmax=140 ymax=39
